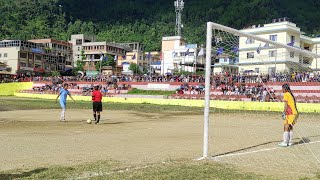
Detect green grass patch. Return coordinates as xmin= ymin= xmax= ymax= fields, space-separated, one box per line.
xmin=127 ymin=88 xmax=175 ymax=96
xmin=0 ymin=160 xmax=271 ymax=180
xmin=0 ymin=96 xmax=203 ymax=113
xmin=3 ymin=96 xmax=318 ymax=117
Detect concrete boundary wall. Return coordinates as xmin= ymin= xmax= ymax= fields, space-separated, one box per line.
xmin=0 ymin=82 xmax=33 ymax=96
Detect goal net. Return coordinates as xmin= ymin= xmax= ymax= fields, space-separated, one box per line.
xmin=203 ymin=22 xmax=320 ymax=178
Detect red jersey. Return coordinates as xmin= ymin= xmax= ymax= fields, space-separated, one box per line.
xmin=92 ymin=90 xmax=103 ymax=102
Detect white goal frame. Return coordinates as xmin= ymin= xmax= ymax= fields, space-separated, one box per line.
xmin=202 ymin=22 xmax=320 ymax=158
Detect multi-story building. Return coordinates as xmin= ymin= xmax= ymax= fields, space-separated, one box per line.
xmin=0 ymin=40 xmax=42 ymax=76
xmin=0 ymin=39 xmax=73 ymax=76
xmin=214 ymin=18 xmax=320 ymax=75
xmin=161 ymin=36 xmax=198 ymax=75
xmin=117 ymin=42 xmax=145 ymax=67
xmin=145 ymin=51 xmax=161 ymax=65
xmin=0 ymin=40 xmax=53 ymax=75
xmin=29 ymin=39 xmax=72 ymax=72
xmin=82 ymin=42 xmax=131 ymax=73
xmin=70 ymin=34 xmax=133 ymax=75
xmin=70 ymin=34 xmax=95 ymax=66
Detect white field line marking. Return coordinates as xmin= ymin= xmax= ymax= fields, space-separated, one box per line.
xmin=210 ymin=140 xmax=320 ymax=159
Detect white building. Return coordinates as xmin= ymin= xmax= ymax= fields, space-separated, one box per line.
xmin=70 ymin=34 xmax=95 ymax=66
xmin=214 ymin=19 xmax=320 ymax=75
xmin=161 ymin=36 xmax=199 ymax=75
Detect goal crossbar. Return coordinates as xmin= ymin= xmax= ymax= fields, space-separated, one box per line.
xmin=208 ymin=22 xmax=320 ymax=59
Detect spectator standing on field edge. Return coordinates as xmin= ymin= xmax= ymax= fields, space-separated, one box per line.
xmin=92 ymin=85 xmax=103 ymax=124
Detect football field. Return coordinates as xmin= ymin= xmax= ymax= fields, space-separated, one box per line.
xmin=1 ymin=97 xmax=320 ymax=179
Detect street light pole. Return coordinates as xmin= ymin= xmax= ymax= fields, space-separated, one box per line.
xmin=316 ymin=44 xmax=318 ymax=71
xmin=183 ymin=55 xmax=186 ymax=75
xmin=275 ymin=49 xmax=277 ymax=75
xmin=149 ymin=55 xmax=151 ymax=77
xmin=194 ymin=47 xmax=197 ymax=75
xmin=99 ymin=51 xmax=103 ymax=75
xmin=90 ymin=55 xmax=93 ymax=82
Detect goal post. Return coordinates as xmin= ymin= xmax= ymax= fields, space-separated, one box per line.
xmin=202 ymin=21 xmax=320 ymax=159
xmin=203 ymin=22 xmax=213 ymax=158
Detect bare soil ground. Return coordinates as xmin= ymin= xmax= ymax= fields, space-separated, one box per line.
xmin=0 ymin=109 xmax=319 ymax=179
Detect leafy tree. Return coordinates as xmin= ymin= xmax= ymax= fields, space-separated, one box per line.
xmin=95 ymin=55 xmax=115 ymax=71
xmin=74 ymin=49 xmax=85 ymax=72
xmin=51 ymin=71 xmax=61 ymax=77
xmin=129 ymin=63 xmax=141 ymax=75
xmin=75 ymin=60 xmax=84 ymax=72
xmin=1 ymin=0 xmax=320 ymax=52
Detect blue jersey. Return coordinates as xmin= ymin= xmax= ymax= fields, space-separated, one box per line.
xmin=59 ymin=88 xmax=70 ymax=108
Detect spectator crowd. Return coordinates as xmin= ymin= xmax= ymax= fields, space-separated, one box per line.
xmin=3 ymin=71 xmax=320 ymax=102
xmin=28 ymin=71 xmax=320 ymax=84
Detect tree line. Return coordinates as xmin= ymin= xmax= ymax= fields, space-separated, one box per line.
xmin=1 ymin=0 xmax=320 ymax=52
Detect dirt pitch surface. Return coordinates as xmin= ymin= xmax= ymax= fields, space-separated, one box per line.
xmin=1 ymin=109 xmax=320 ymax=178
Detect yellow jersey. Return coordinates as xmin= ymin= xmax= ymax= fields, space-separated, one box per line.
xmin=283 ymin=92 xmax=298 ymax=115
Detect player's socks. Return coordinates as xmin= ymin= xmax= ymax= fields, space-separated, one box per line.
xmin=60 ymin=108 xmax=66 ymax=121
xmin=95 ymin=115 xmax=100 ymax=124
xmin=283 ymin=131 xmax=289 ymax=144
xmin=93 ymin=114 xmax=96 ymax=121
xmin=278 ymin=132 xmax=289 ymax=147
xmin=289 ymin=131 xmax=293 ymax=146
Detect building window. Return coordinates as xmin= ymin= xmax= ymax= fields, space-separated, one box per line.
xmin=35 ymin=55 xmax=41 ymax=61
xmin=76 ymin=39 xmax=82 ymax=45
xmin=269 ymin=50 xmax=277 ymax=57
xmin=246 ymin=38 xmax=255 ymax=44
xmin=20 ymin=62 xmax=27 ymax=67
xmin=290 ymin=52 xmax=295 ymax=58
xmin=291 ymin=35 xmax=295 ymax=43
xmin=247 ymin=52 xmax=254 ymax=59
xmin=300 ymin=59 xmax=311 ymax=65
xmin=0 ymin=53 xmax=1 ymax=58
xmin=269 ymin=35 xmax=277 ymax=41
xmin=78 ymin=47 xmax=80 ymax=51
xmin=20 ymin=52 xmax=27 ymax=58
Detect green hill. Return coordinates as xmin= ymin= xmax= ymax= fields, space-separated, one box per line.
xmin=0 ymin=0 xmax=320 ymax=51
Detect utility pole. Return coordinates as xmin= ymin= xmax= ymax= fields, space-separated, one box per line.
xmin=183 ymin=55 xmax=186 ymax=75
xmin=148 ymin=52 xmax=152 ymax=77
xmin=99 ymin=51 xmax=103 ymax=75
xmin=274 ymin=49 xmax=277 ymax=75
xmin=316 ymin=44 xmax=318 ymax=71
xmin=194 ymin=47 xmax=197 ymax=75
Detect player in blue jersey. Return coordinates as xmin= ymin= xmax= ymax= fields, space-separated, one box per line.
xmin=56 ymin=83 xmax=75 ymax=121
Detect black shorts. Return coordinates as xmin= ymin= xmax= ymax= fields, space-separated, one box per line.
xmin=93 ymin=102 xmax=102 ymax=112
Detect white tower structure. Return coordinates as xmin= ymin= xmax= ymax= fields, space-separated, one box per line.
xmin=174 ymin=0 xmax=184 ymax=36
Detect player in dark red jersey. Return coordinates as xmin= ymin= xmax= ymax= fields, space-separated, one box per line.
xmin=92 ymin=85 xmax=103 ymax=124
